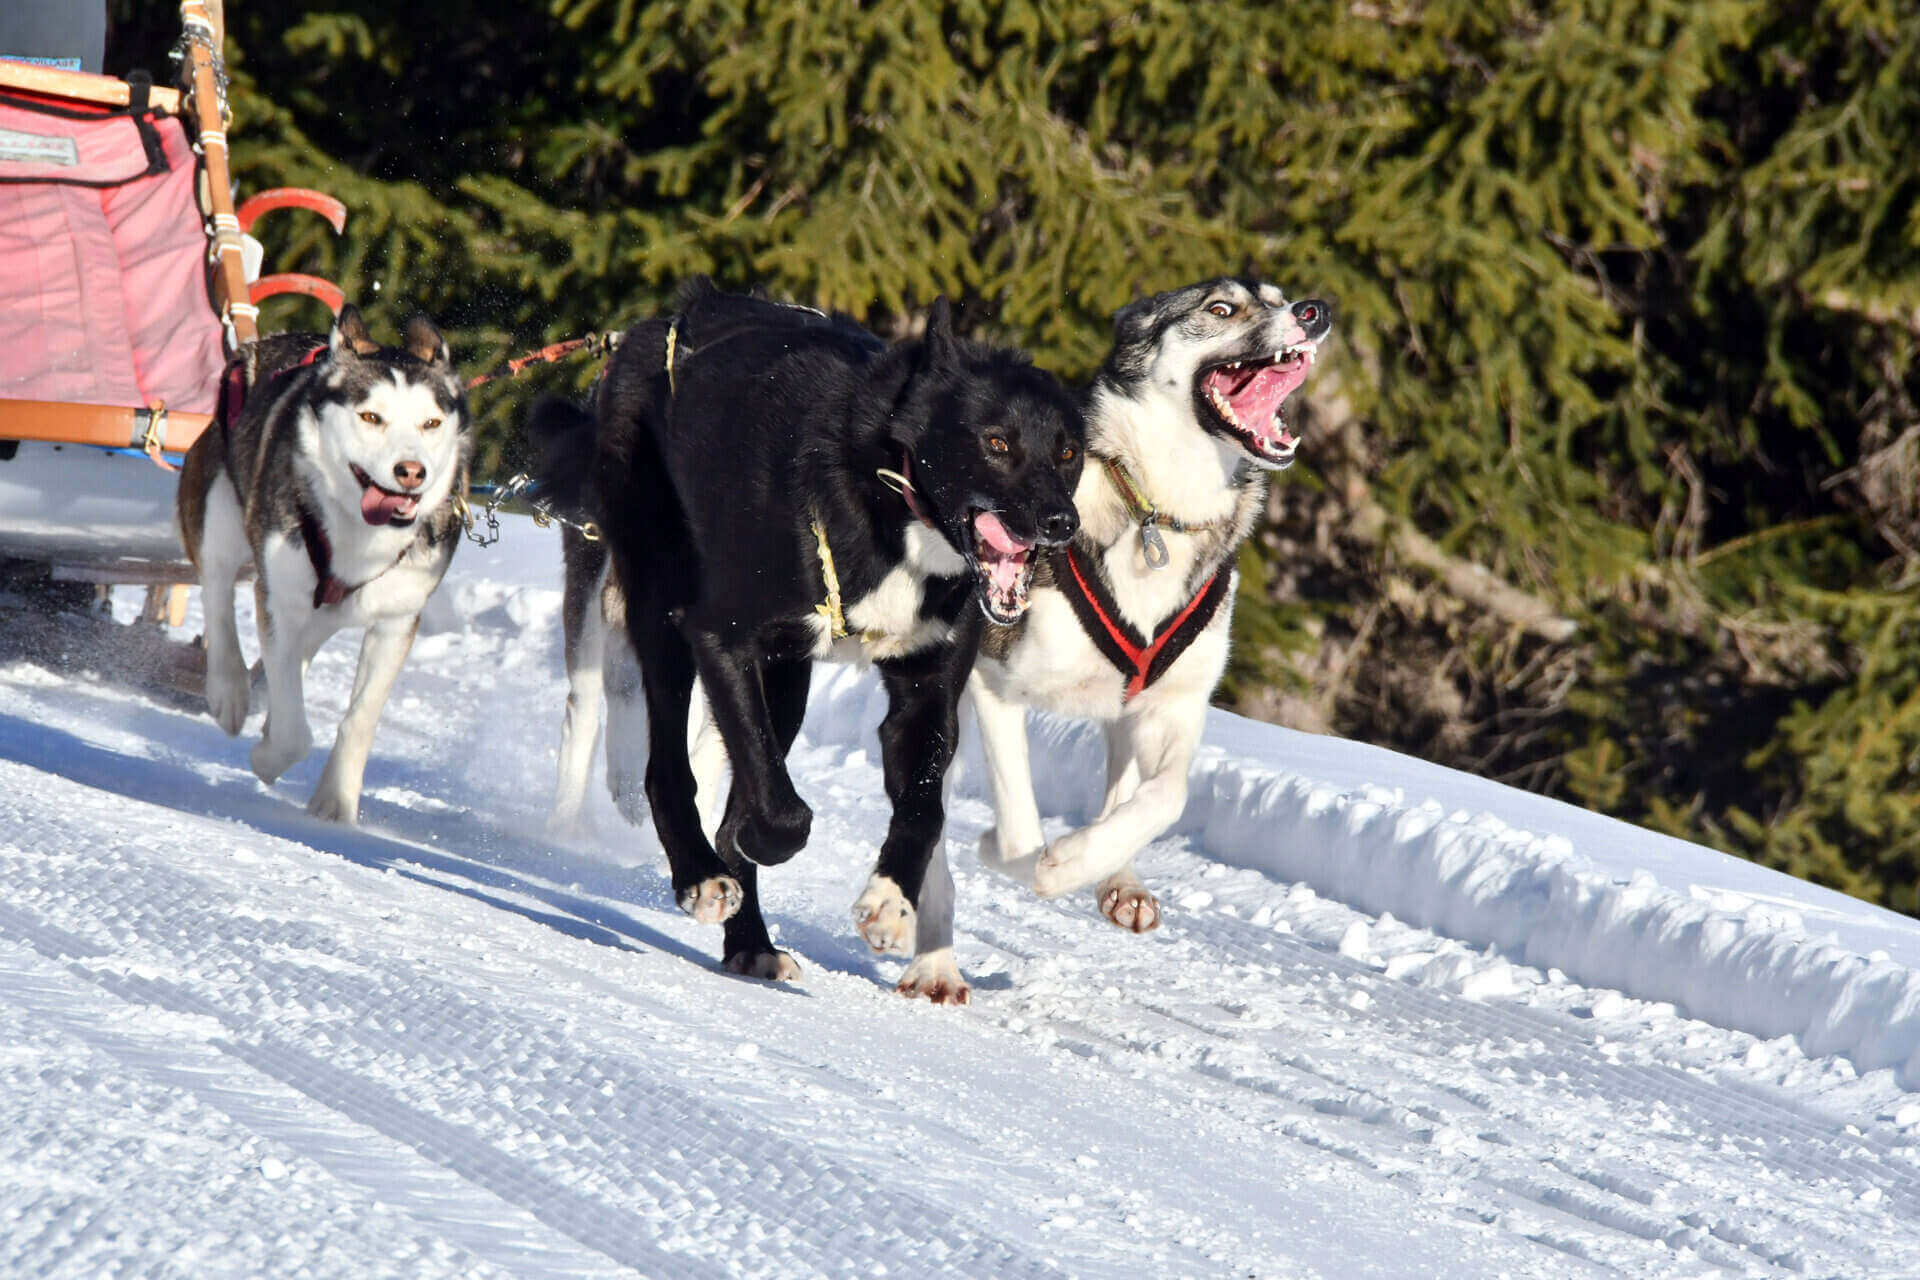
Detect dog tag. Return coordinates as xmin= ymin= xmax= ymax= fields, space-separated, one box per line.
xmin=1139 ymin=521 xmax=1170 ymax=570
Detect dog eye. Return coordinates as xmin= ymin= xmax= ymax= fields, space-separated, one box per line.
xmin=1207 ymin=301 xmax=1235 ymax=318
xmin=1059 ymin=445 xmax=1076 ymax=463
xmin=421 ymin=418 xmax=441 ymax=431
xmin=358 ymin=411 xmax=383 ymax=426
xmin=986 ymin=435 xmax=1010 ymax=455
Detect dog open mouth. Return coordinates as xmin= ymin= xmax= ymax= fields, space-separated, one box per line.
xmin=1197 ymin=345 xmax=1317 ymax=468
xmin=350 ymin=465 xmax=420 ymax=527
xmin=971 ymin=510 xmax=1037 ymax=624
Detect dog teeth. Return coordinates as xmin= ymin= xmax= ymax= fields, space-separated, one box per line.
xmin=1208 ymin=385 xmax=1238 ymax=426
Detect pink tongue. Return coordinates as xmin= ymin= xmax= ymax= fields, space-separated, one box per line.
xmin=974 ymin=510 xmax=1033 ymax=555
xmin=1205 ymin=362 xmax=1309 ymax=445
xmin=361 ymin=486 xmax=417 ymax=526
xmin=973 ymin=511 xmax=1031 ymax=599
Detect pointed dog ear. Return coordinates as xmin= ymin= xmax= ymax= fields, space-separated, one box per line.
xmin=921 ymin=296 xmax=961 ymax=368
xmin=1111 ymin=294 xmax=1158 ymax=348
xmin=330 ymin=304 xmax=377 ymax=357
xmin=404 ymin=314 xmax=451 ymax=366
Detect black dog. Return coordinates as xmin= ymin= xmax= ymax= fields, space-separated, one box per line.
xmin=534 ymin=281 xmax=1083 ymax=996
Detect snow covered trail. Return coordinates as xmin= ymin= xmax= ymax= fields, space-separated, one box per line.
xmin=4 ymin=519 xmax=1920 ymax=1278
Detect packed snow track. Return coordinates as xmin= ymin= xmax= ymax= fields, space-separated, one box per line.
xmin=4 ymin=518 xmax=1920 ymax=1278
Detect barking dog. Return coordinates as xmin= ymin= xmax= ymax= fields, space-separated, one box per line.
xmin=177 ymin=307 xmax=470 ymax=823
xmin=964 ymin=278 xmax=1332 ymax=931
xmin=534 ymin=281 xmax=1082 ymax=998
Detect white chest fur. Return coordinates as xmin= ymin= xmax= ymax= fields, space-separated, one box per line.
xmin=812 ymin=521 xmax=967 ymax=663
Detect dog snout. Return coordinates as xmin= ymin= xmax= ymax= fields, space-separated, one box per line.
xmin=392 ymin=460 xmax=426 ymax=491
xmin=1291 ymin=298 xmax=1332 ymax=341
xmin=1039 ymin=504 xmax=1078 ymax=546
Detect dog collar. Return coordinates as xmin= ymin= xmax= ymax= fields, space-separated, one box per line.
xmin=1098 ymin=454 xmax=1240 ymax=571
xmin=874 ymin=453 xmax=939 ymax=532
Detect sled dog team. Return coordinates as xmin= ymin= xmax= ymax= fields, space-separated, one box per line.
xmin=178 ymin=276 xmax=1332 ymax=1004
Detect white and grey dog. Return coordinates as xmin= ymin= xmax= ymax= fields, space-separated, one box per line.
xmin=935 ymin=278 xmax=1332 ymax=989
xmin=547 ymin=279 xmax=1328 ymax=1004
xmin=177 ymin=307 xmax=471 ymax=823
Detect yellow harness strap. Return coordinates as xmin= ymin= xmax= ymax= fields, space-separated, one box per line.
xmin=811 ymin=513 xmax=849 ymax=639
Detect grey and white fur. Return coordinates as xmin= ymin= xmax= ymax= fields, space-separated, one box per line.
xmin=176 ymin=307 xmax=470 ymax=823
xmin=961 ymin=278 xmax=1332 ymax=965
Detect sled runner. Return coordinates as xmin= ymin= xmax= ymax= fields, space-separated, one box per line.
xmin=0 ymin=1 xmax=347 ymax=607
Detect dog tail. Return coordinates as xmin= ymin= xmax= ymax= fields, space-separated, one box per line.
xmin=526 ymin=395 xmax=599 ymax=519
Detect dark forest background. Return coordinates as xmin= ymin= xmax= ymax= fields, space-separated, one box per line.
xmin=109 ymin=1 xmax=1920 ymax=911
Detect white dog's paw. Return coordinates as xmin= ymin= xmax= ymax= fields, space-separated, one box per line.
xmin=678 ymin=876 xmax=743 ymax=924
xmin=896 ymin=948 xmax=970 ymax=1005
xmin=204 ymin=660 xmax=250 ymax=736
xmin=852 ymin=875 xmax=915 ymax=954
xmin=306 ymin=785 xmax=359 ymax=826
xmin=250 ymin=727 xmax=311 ymax=784
xmin=1032 ymin=831 xmax=1093 ymax=898
xmin=726 ymin=949 xmax=803 ymax=983
xmin=1097 ymin=872 xmax=1161 ymax=933
xmin=978 ymin=826 xmax=1041 ymax=868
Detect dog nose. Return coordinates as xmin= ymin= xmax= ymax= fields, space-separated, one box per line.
xmin=392 ymin=460 xmax=426 ymax=491
xmin=1291 ymin=298 xmax=1332 ymax=341
xmin=1039 ymin=506 xmax=1078 ymax=546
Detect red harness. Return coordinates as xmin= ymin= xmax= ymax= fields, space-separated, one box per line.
xmin=1056 ymin=544 xmax=1231 ymax=701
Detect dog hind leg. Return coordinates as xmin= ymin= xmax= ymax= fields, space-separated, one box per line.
xmin=248 ymin=557 xmax=318 ymax=785
xmin=720 ymin=656 xmax=808 ymax=982
xmin=308 ymin=614 xmax=419 ymax=824
xmin=967 ymin=671 xmax=1048 ymax=870
xmin=551 ymin=537 xmax=608 ymax=833
xmin=195 ymin=478 xmax=253 ymax=737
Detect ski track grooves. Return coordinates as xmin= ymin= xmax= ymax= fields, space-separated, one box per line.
xmin=0 ymin=804 xmax=1064 ymax=1279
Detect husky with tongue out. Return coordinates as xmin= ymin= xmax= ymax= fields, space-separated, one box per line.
xmin=177 ymin=305 xmax=470 ymax=824
xmin=532 ymin=279 xmax=1082 ymax=996
xmin=959 ymin=277 xmax=1333 ymax=959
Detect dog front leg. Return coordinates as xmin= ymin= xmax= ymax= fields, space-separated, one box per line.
xmin=967 ymin=670 xmax=1048 ymax=870
xmin=249 ymin=571 xmax=318 ymax=785
xmin=1033 ymin=697 xmax=1205 ymax=900
xmin=308 ymin=615 xmax=418 ymax=824
xmin=690 ymin=632 xmax=812 ymax=866
xmin=896 ymin=840 xmax=969 ymax=1004
xmin=855 ymin=643 xmax=968 ymax=965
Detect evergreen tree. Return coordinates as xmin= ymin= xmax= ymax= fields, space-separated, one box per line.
xmin=103 ymin=1 xmax=1920 ymax=910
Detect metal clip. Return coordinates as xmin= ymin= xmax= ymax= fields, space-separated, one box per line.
xmin=1139 ymin=518 xmax=1170 ymax=570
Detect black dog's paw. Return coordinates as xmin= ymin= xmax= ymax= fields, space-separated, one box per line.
xmin=725 ymin=949 xmax=803 ymax=983
xmin=677 ymin=875 xmax=743 ymax=924
xmin=719 ymin=795 xmax=813 ymax=867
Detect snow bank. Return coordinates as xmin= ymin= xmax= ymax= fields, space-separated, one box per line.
xmin=802 ymin=665 xmax=1920 ymax=1089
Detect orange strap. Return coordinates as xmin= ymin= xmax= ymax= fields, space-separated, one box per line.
xmin=0 ymin=398 xmax=211 ymax=458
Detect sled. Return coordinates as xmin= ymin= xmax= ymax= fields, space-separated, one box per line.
xmin=0 ymin=1 xmax=347 ymax=618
